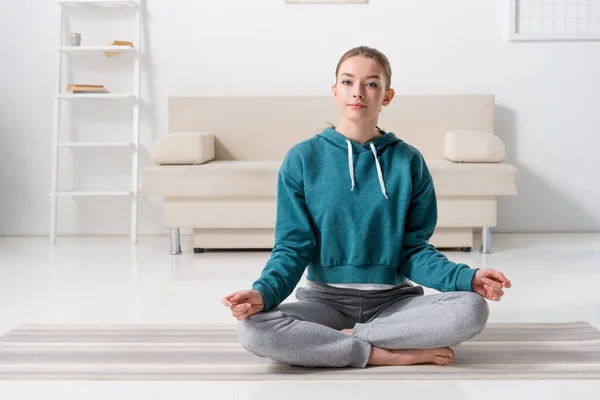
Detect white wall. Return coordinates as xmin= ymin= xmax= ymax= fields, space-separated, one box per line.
xmin=1 ymin=0 xmax=599 ymax=236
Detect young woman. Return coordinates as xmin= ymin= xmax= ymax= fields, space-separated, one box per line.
xmin=222 ymin=46 xmax=511 ymax=368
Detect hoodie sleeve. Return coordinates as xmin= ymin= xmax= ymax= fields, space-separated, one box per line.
xmin=398 ymin=152 xmax=477 ymax=292
xmin=251 ymin=157 xmax=316 ymax=311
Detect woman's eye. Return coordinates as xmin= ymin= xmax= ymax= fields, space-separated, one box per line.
xmin=341 ymin=80 xmax=377 ymax=87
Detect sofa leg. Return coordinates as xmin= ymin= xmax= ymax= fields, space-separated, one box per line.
xmin=169 ymin=228 xmax=182 ymax=255
xmin=480 ymin=227 xmax=493 ymax=254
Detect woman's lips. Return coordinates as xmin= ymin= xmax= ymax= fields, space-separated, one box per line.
xmin=348 ymin=105 xmax=366 ymax=110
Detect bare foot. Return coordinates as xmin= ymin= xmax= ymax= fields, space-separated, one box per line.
xmin=368 ymin=346 xmax=455 ymax=366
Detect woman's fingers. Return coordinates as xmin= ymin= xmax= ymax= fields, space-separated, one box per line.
xmin=221 ymin=297 xmax=233 ymax=307
xmin=486 ymin=292 xmax=499 ymax=301
xmin=482 ymin=277 xmax=503 ymax=290
xmin=483 ymin=274 xmax=512 ymax=290
xmin=222 ymin=291 xmax=250 ymax=307
xmin=234 ymin=307 xmax=256 ymax=321
xmin=484 ymin=284 xmax=504 ymax=298
xmin=231 ymin=304 xmax=251 ymax=317
xmin=236 ymin=311 xmax=251 ymax=321
xmin=487 ymin=270 xmax=512 ymax=288
xmin=224 ymin=290 xmax=256 ymax=320
xmin=231 ymin=303 xmax=251 ymax=313
xmin=222 ymin=292 xmax=241 ymax=307
xmin=484 ymin=283 xmax=504 ymax=295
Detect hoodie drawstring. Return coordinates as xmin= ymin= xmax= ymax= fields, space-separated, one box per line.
xmin=370 ymin=143 xmax=388 ymax=199
xmin=346 ymin=139 xmax=355 ymax=191
xmin=345 ymin=139 xmax=388 ymax=200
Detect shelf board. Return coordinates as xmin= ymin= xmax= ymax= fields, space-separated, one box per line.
xmin=51 ymin=190 xmax=134 ymax=197
xmin=54 ymin=0 xmax=138 ymax=8
xmin=56 ymin=45 xmax=136 ymax=54
xmin=55 ymin=142 xmax=135 ymax=147
xmin=54 ymin=93 xmax=136 ymax=100
xmin=510 ymin=33 xmax=600 ymax=42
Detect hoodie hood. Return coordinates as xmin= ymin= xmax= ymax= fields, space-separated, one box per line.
xmin=316 ymin=126 xmax=401 ymax=153
xmin=316 ymin=127 xmax=401 ymax=200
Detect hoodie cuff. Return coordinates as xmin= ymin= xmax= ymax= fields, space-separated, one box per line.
xmin=252 ymin=282 xmax=276 ymax=311
xmin=455 ymin=265 xmax=478 ymax=292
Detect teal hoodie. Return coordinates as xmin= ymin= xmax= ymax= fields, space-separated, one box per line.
xmin=252 ymin=127 xmax=476 ymax=311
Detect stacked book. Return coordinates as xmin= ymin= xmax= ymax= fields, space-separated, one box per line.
xmin=66 ymin=84 xmax=109 ymax=94
xmin=105 ymin=40 xmax=134 ymax=58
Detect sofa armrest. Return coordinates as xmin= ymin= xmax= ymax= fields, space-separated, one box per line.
xmin=151 ymin=132 xmax=215 ymax=165
xmin=443 ymin=130 xmax=506 ymax=163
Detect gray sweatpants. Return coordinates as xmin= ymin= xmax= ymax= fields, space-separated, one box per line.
xmin=237 ymin=281 xmax=489 ymax=368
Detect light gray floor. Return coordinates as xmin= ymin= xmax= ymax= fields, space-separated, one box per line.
xmin=0 ymin=233 xmax=599 ymax=399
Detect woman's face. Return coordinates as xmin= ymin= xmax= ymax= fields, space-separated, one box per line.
xmin=332 ymin=56 xmax=393 ymax=125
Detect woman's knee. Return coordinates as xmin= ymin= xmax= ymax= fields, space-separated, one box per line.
xmin=460 ymin=292 xmax=490 ymax=333
xmin=237 ymin=318 xmax=259 ymax=352
xmin=236 ymin=310 xmax=283 ymax=354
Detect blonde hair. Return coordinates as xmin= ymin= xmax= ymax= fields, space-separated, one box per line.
xmin=328 ymin=46 xmax=392 ymax=134
xmin=335 ymin=46 xmax=392 ymax=91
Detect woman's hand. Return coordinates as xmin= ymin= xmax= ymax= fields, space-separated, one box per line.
xmin=221 ymin=290 xmax=265 ymax=320
xmin=471 ymin=268 xmax=512 ymax=301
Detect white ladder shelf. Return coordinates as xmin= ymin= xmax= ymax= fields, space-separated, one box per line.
xmin=50 ymin=0 xmax=142 ymax=244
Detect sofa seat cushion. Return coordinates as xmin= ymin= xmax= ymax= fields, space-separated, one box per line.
xmin=142 ymin=161 xmax=281 ymax=198
xmin=428 ymin=160 xmax=518 ymax=196
xmin=143 ymin=159 xmax=518 ymax=198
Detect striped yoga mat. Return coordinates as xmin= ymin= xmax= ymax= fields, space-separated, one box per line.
xmin=1 ymin=322 xmax=600 ymax=380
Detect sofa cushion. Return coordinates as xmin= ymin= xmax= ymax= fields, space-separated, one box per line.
xmin=143 ymin=159 xmax=517 ymax=198
xmin=152 ymin=132 xmax=215 ymax=165
xmin=428 ymin=160 xmax=518 ymax=196
xmin=444 ymin=130 xmax=506 ymax=163
xmin=142 ymin=161 xmax=280 ymax=198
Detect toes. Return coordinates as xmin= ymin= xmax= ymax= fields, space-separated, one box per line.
xmin=434 ymin=356 xmax=452 ymax=365
xmin=439 ymin=347 xmax=454 ymax=358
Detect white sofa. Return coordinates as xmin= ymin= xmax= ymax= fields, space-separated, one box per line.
xmin=142 ymin=95 xmax=518 ymax=254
